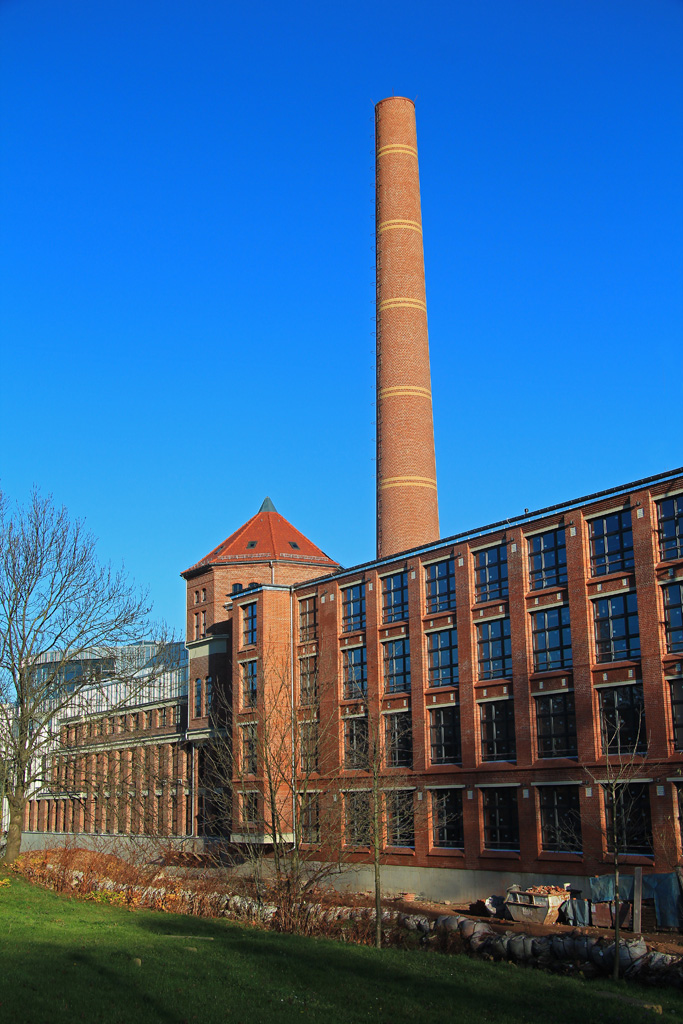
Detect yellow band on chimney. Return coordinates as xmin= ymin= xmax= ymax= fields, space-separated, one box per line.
xmin=376 ymin=144 xmax=418 ymax=158
xmin=379 ymin=386 xmax=432 ymax=399
xmin=380 ymin=476 xmax=438 ymax=491
xmin=377 ymin=219 xmax=422 ymax=235
xmin=378 ymin=297 xmax=427 ymax=313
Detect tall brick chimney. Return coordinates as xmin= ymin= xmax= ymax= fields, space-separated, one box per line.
xmin=375 ymin=97 xmax=439 ymax=558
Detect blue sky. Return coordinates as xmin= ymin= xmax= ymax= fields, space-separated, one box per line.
xmin=1 ymin=0 xmax=681 ymax=632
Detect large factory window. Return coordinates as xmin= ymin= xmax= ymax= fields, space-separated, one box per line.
xmin=528 ymin=527 xmax=567 ymax=591
xmin=425 ymin=558 xmax=456 ymax=612
xmin=474 ymin=544 xmax=508 ymax=602
xmin=589 ymin=509 xmax=634 ymax=576
xmin=594 ymin=593 xmax=640 ymax=663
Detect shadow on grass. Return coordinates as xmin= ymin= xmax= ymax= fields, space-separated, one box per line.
xmin=0 ymin=944 xmax=186 ymax=1024
xmin=130 ymin=914 xmax=655 ymax=1024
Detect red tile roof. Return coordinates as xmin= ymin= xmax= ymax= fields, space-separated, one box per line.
xmin=182 ymin=501 xmax=339 ymax=576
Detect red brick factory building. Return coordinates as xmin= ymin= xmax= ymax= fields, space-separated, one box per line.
xmin=24 ymin=98 xmax=683 ymax=901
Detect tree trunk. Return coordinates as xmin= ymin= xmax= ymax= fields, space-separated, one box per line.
xmin=373 ymin=790 xmax=381 ymax=949
xmin=611 ymin=786 xmax=620 ymax=982
xmin=613 ymin=858 xmax=621 ymax=981
xmin=4 ymin=789 xmax=24 ymax=864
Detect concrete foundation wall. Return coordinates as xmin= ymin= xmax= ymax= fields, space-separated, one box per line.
xmin=327 ymin=863 xmax=588 ymax=904
xmin=19 ymin=832 xmax=197 ymax=855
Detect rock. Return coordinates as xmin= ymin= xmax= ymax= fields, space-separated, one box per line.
xmin=436 ymin=915 xmax=461 ymax=932
xmin=508 ymin=933 xmax=530 ymax=962
xmin=469 ymin=922 xmax=494 ymax=952
xmin=490 ymin=934 xmax=510 ymax=959
xmin=589 ymin=942 xmax=606 ymax=968
xmin=573 ymin=936 xmax=591 ymax=961
xmin=531 ymin=936 xmax=553 ymax=964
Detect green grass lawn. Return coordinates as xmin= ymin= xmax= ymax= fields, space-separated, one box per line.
xmin=0 ymin=871 xmax=681 ymax=1024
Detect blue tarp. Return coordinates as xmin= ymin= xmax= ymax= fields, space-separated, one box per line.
xmin=589 ymin=873 xmax=682 ymax=929
xmin=562 ymin=898 xmax=591 ymax=926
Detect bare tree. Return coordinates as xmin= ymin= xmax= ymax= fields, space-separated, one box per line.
xmin=202 ymin=650 xmax=347 ymax=931
xmin=0 ymin=489 xmax=177 ymax=863
xmin=342 ymin=698 xmax=415 ymax=948
xmin=549 ymin=691 xmax=654 ymax=980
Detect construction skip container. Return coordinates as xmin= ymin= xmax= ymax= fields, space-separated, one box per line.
xmin=504 ymin=887 xmax=568 ymax=926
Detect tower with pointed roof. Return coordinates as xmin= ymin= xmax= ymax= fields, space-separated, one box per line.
xmin=179 ymin=499 xmax=340 ymax=815
xmin=181 ymin=497 xmax=338 ymax=644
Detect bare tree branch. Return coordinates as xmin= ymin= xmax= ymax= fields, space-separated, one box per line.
xmin=0 ymin=489 xmax=178 ymax=863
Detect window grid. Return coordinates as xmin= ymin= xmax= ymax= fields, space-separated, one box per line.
xmin=242 ymin=723 xmax=257 ymax=775
xmin=385 ymin=790 xmax=414 ymax=848
xmin=383 ymin=571 xmax=409 ymax=624
xmin=427 ymin=628 xmax=459 ymax=687
xmin=477 ymin=618 xmax=512 ymax=680
xmin=594 ymin=592 xmax=640 ymax=663
xmin=300 ymin=793 xmax=320 ymax=844
xmin=385 ymin=712 xmax=413 ymax=768
xmin=604 ymin=783 xmax=653 ymax=856
xmin=384 ymin=638 xmax=411 ymax=694
xmin=483 ymin=788 xmax=519 ymax=851
xmin=299 ymin=655 xmax=318 ymax=705
xmin=658 ymin=497 xmax=683 ymax=562
xmin=345 ymin=791 xmax=370 ymax=846
xmin=241 ymin=791 xmax=258 ymax=827
xmin=532 ymin=606 xmax=573 ymax=672
xmin=538 ymin=785 xmax=582 ymax=852
xmin=425 ymin=559 xmax=456 ymax=613
xmin=528 ymin=528 xmax=567 ymax=591
xmin=342 ymin=584 xmax=366 ymax=633
xmin=663 ymin=583 xmax=683 ymax=653
xmin=480 ymin=699 xmax=516 ymax=762
xmin=242 ymin=661 xmax=258 ymax=708
xmin=194 ymin=678 xmax=202 ymax=718
xmin=300 ymin=720 xmax=319 ymax=774
xmin=589 ymin=509 xmax=634 ymax=576
xmin=598 ymin=684 xmax=647 ymax=754
xmin=243 ymin=603 xmax=257 ymax=646
xmin=429 ymin=704 xmax=461 ymax=765
xmin=344 ymin=716 xmax=369 ymax=769
xmin=535 ymin=692 xmax=578 ymax=758
xmin=299 ymin=597 xmax=318 ymax=642
xmin=474 ymin=544 xmax=508 ymax=603
xmin=670 ymin=680 xmax=683 ymax=750
xmin=343 ymin=646 xmax=367 ymax=700
xmin=431 ymin=789 xmax=464 ymax=848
